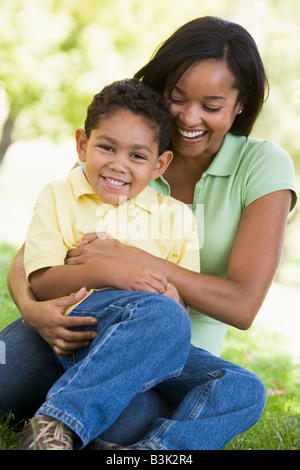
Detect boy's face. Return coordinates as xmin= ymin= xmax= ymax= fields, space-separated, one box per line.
xmin=76 ymin=109 xmax=172 ymax=205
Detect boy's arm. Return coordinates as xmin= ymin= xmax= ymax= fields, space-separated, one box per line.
xmin=30 ymin=258 xmax=169 ymax=301
xmin=29 ymin=263 xmax=105 ymax=300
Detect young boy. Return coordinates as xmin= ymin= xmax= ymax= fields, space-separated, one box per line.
xmin=20 ymin=79 xmax=199 ymax=450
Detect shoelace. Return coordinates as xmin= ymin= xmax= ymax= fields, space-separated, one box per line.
xmin=32 ymin=418 xmax=73 ymax=450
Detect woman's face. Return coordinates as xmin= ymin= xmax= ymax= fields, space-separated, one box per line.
xmin=166 ymin=59 xmax=243 ymax=161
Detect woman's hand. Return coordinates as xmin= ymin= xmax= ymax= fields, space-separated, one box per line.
xmin=22 ymin=288 xmax=99 ymax=356
xmin=66 ymin=233 xmax=168 ymax=293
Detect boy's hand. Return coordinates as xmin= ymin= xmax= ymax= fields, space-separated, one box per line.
xmin=67 ymin=232 xmax=169 ymax=293
xmin=109 ymin=261 xmax=168 ymax=294
xmin=163 ymin=283 xmax=188 ymax=310
xmin=66 ymin=232 xmax=122 ymax=265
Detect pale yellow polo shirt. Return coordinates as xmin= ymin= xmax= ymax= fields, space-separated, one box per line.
xmin=24 ymin=167 xmax=199 ymax=313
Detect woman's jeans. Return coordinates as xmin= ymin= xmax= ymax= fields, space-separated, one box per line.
xmin=0 ymin=290 xmax=266 ymax=450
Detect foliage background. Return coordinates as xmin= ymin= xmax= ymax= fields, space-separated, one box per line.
xmin=1 ymin=0 xmax=300 ymax=166
xmin=0 ymin=0 xmax=299 ymax=450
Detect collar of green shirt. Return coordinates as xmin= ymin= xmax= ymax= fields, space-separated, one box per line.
xmin=205 ymin=133 xmax=246 ymax=177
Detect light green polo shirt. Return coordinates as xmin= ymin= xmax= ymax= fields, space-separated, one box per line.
xmin=149 ymin=133 xmax=298 ymax=356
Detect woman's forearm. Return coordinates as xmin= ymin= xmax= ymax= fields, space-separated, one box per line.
xmin=7 ymin=244 xmax=37 ymax=311
xmin=125 ymin=251 xmax=265 ymax=330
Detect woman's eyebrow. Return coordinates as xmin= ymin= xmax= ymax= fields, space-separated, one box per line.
xmin=203 ymin=95 xmax=227 ymax=100
xmin=172 ymin=85 xmax=185 ymax=95
xmin=173 ymin=86 xmax=227 ymax=101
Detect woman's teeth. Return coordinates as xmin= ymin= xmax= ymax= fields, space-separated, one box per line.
xmin=178 ymin=129 xmax=205 ymax=138
xmin=105 ymin=177 xmax=126 ymax=186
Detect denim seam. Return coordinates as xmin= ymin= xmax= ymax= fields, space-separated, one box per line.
xmin=140 ymin=367 xmax=185 ymax=392
xmin=47 ymin=323 xmax=121 ymax=400
xmin=138 ymin=378 xmax=218 ymax=449
xmin=186 ymin=378 xmax=216 ymax=421
xmin=69 ymin=304 xmax=123 ymax=317
xmin=138 ymin=421 xmax=171 ymax=450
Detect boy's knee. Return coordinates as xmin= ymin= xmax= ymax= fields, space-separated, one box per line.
xmin=150 ymin=295 xmax=191 ymax=341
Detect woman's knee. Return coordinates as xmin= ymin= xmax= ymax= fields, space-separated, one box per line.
xmin=224 ymin=367 xmax=266 ymax=423
xmin=0 ymin=318 xmax=63 ymax=422
xmin=247 ymin=371 xmax=266 ymax=419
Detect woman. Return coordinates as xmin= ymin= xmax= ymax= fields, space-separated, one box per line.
xmin=1 ymin=17 xmax=297 ymax=449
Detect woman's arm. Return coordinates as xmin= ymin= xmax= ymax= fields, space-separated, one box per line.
xmin=143 ymin=190 xmax=292 ymax=329
xmin=66 ymin=190 xmax=292 ymax=330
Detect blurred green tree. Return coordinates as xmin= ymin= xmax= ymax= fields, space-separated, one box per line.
xmin=1 ymin=0 xmax=299 ymax=172
xmin=0 ymin=0 xmax=154 ymax=164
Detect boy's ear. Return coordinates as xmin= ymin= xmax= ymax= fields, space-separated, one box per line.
xmin=151 ymin=150 xmax=173 ymax=180
xmin=75 ymin=128 xmax=88 ymax=162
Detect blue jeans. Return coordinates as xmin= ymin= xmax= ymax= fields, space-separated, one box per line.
xmin=36 ymin=290 xmax=192 ymax=448
xmin=35 ymin=290 xmax=265 ymax=450
xmin=0 ymin=293 xmax=266 ymax=450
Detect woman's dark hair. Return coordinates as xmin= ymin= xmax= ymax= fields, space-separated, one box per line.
xmin=84 ymin=78 xmax=172 ymax=155
xmin=134 ymin=16 xmax=269 ymax=136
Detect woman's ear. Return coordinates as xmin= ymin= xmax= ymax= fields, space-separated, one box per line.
xmin=151 ymin=150 xmax=173 ymax=180
xmin=236 ymin=96 xmax=247 ymax=115
xmin=75 ymin=128 xmax=88 ymax=163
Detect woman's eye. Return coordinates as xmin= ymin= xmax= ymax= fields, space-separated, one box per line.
xmin=204 ymin=106 xmax=221 ymax=113
xmin=170 ymin=96 xmax=184 ymax=104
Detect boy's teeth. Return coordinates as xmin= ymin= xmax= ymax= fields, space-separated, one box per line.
xmin=105 ymin=177 xmax=125 ymax=186
xmin=179 ymin=129 xmax=205 ymax=138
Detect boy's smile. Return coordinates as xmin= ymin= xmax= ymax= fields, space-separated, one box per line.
xmin=76 ymin=109 xmax=172 ymax=205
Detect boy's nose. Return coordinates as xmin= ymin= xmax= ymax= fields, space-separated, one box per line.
xmin=109 ymin=153 xmax=127 ymax=172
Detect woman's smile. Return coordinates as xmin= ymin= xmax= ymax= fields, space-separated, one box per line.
xmin=177 ymin=126 xmax=208 ymax=142
xmin=168 ymin=59 xmax=241 ymax=160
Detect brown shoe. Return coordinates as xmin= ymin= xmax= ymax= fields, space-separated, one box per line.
xmin=19 ymin=415 xmax=73 ymax=450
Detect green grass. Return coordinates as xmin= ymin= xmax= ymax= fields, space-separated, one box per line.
xmin=0 ymin=242 xmax=299 ymax=450
xmin=222 ymin=328 xmax=300 ymax=450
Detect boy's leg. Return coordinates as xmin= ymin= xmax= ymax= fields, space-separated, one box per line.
xmin=134 ymin=345 xmax=266 ymax=450
xmin=34 ymin=290 xmax=191 ymax=448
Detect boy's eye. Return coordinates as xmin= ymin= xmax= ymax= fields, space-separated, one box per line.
xmin=131 ymin=153 xmax=146 ymax=160
xmin=99 ymin=145 xmax=114 ymax=152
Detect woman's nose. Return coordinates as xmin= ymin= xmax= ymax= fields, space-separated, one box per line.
xmin=180 ymin=103 xmax=203 ymax=127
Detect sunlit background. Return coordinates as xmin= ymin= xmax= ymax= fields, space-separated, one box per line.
xmin=0 ymin=0 xmax=299 ymax=276
xmin=0 ymin=0 xmax=299 ymax=449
